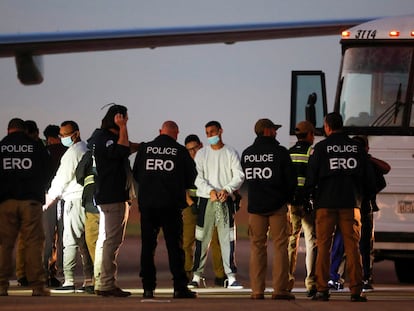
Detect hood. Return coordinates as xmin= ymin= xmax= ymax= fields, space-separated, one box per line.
xmin=86 ymin=128 xmax=103 ymax=149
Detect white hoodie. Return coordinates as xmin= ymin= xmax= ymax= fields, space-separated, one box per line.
xmin=47 ymin=141 xmax=87 ymax=201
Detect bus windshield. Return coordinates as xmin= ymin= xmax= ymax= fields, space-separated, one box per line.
xmin=338 ymin=46 xmax=413 ymax=129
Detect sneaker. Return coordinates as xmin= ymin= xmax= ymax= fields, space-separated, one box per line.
xmin=32 ymin=287 xmax=51 ymax=296
xmin=362 ymin=280 xmax=374 ymax=292
xmin=272 ymin=293 xmax=296 ymax=300
xmin=173 ymin=288 xmax=197 ymax=298
xmin=17 ymin=276 xmax=29 ymax=287
xmin=187 ymin=281 xmax=199 ymax=289
xmin=226 ymin=280 xmax=243 ymax=289
xmin=143 ymin=290 xmax=154 ymax=298
xmin=76 ymin=285 xmax=95 ymax=294
xmin=99 ymin=287 xmax=131 ymax=297
xmin=328 ymin=280 xmax=344 ymax=290
xmin=312 ymin=291 xmax=330 ymax=301
xmin=214 ymin=277 xmax=227 ymax=287
xmin=351 ymin=294 xmax=368 ymax=302
xmin=50 ymin=285 xmax=75 ymax=293
xmin=47 ymin=277 xmax=62 ymax=288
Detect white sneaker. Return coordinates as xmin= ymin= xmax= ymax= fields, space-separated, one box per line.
xmin=187 ymin=281 xmax=199 ymax=289
xmin=226 ymin=280 xmax=243 ymax=289
xmin=188 ymin=277 xmax=205 ymax=288
xmin=50 ymin=285 xmax=75 ymax=294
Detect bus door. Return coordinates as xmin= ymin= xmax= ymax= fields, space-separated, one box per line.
xmin=290 ymin=70 xmax=328 ymax=136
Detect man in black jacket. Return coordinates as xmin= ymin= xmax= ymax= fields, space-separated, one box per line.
xmin=133 ymin=120 xmax=197 ymax=299
xmin=0 ymin=118 xmax=52 ymax=296
xmin=241 ymin=118 xmax=296 ymax=300
xmin=87 ymin=104 xmax=132 ymax=297
xmin=306 ymin=112 xmax=375 ymax=302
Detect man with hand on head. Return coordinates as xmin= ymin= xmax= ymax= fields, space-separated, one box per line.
xmin=87 ymin=104 xmax=134 ymax=297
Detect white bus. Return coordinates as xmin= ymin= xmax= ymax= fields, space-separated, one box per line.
xmin=291 ymin=15 xmax=414 ymax=283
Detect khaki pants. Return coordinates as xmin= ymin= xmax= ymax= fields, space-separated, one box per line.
xmin=15 ymin=233 xmax=25 ymax=280
xmin=315 ymin=208 xmax=363 ymax=295
xmin=287 ymin=204 xmax=317 ymax=291
xmin=0 ymin=199 xmax=46 ymax=289
xmin=249 ymin=205 xmax=291 ymax=296
xmin=182 ymin=206 xmax=224 ymax=279
xmin=95 ymin=203 xmax=128 ymax=291
xmin=94 ymin=208 xmax=105 ymax=290
xmin=85 ymin=212 xmax=100 ymax=264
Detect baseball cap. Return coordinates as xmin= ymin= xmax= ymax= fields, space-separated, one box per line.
xmin=294 ymin=120 xmax=315 ymax=135
xmin=254 ymin=118 xmax=282 ymax=135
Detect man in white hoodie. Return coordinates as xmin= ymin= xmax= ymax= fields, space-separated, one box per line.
xmin=46 ymin=121 xmax=93 ymax=293
xmin=190 ymin=121 xmax=245 ymax=289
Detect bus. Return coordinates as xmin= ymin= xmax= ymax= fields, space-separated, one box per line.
xmin=290 ymin=14 xmax=414 ymax=283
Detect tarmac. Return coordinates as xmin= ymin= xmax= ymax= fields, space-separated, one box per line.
xmin=2 ymin=237 xmax=414 ymax=311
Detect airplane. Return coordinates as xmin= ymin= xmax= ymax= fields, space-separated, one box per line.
xmin=0 ymin=18 xmax=374 ymax=85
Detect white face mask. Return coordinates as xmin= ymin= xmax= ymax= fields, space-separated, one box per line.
xmin=207 ymin=135 xmax=220 ymax=145
xmin=61 ymin=136 xmax=74 ymax=147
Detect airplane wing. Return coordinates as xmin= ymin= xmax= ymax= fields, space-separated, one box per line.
xmin=0 ymin=18 xmax=374 ymax=84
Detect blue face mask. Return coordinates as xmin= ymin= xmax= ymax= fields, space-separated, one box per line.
xmin=207 ymin=135 xmax=220 ymax=145
xmin=61 ymin=136 xmax=74 ymax=147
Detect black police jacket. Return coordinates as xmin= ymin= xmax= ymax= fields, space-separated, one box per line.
xmin=0 ymin=131 xmax=51 ymax=204
xmin=87 ymin=129 xmax=130 ymax=205
xmin=132 ymin=134 xmax=196 ymax=210
xmin=241 ymin=136 xmax=297 ymax=214
xmin=306 ymin=132 xmax=376 ymax=209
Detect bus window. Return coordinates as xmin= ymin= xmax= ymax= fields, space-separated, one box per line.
xmin=339 ymin=47 xmax=411 ymax=128
xmin=290 ymin=71 xmax=327 ymax=135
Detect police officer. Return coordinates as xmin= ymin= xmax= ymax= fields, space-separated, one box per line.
xmin=241 ymin=118 xmax=296 ymax=300
xmin=133 ymin=120 xmax=197 ymax=299
xmin=0 ymin=118 xmax=52 ymax=296
xmin=306 ymin=112 xmax=375 ymax=302
xmin=287 ymin=120 xmax=317 ymax=297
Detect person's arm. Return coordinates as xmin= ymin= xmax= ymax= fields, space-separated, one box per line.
xmin=370 ymin=155 xmax=391 ymax=174
xmin=222 ymin=150 xmax=245 ymax=194
xmin=115 ymin=113 xmax=129 ymax=147
xmin=47 ymin=150 xmax=76 ymax=199
xmin=129 ymin=141 xmax=140 ymax=154
xmin=194 ymin=150 xmax=215 ymax=198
